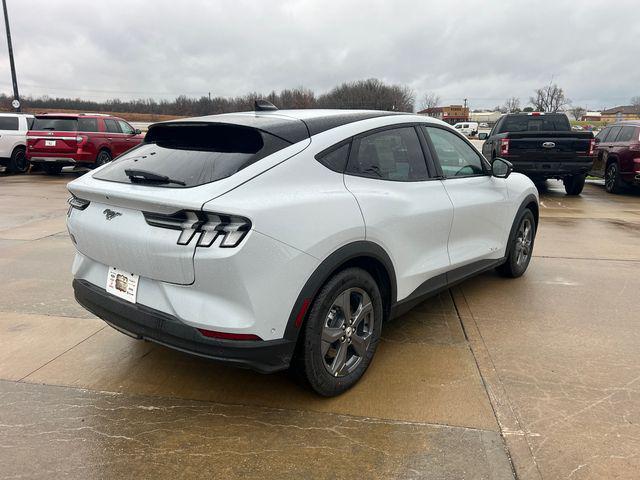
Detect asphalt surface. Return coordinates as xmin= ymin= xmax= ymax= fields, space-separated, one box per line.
xmin=0 ymin=170 xmax=639 ymax=479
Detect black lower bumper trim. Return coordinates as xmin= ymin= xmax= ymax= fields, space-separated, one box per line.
xmin=73 ymin=279 xmax=295 ymax=373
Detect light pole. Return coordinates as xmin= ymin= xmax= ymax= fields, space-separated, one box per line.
xmin=2 ymin=0 xmax=21 ymax=112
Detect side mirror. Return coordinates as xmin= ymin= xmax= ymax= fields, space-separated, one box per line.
xmin=478 ymin=132 xmax=488 ymax=140
xmin=134 ymin=128 xmax=142 ymax=135
xmin=492 ymin=157 xmax=513 ymax=179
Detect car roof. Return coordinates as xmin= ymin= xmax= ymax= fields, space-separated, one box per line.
xmin=612 ymin=120 xmax=640 ymax=127
xmin=34 ymin=113 xmax=120 ymax=119
xmin=0 ymin=112 xmax=34 ymax=117
xmin=152 ymin=109 xmax=414 ymax=144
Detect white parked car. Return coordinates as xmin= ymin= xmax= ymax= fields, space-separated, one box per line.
xmin=452 ymin=121 xmax=479 ymax=137
xmin=0 ymin=113 xmax=34 ymax=173
xmin=67 ymin=105 xmax=538 ymax=396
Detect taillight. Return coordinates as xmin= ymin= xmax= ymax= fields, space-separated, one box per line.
xmin=76 ymin=135 xmax=88 ymax=147
xmin=633 ymin=158 xmax=640 ymax=172
xmin=67 ymin=196 xmax=90 ymax=210
xmin=197 ymin=328 xmax=262 ymax=341
xmin=588 ymin=139 xmax=596 ymax=155
xmin=500 ymin=138 xmax=510 ymax=155
xmin=143 ymin=210 xmax=251 ymax=248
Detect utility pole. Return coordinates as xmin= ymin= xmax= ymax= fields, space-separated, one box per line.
xmin=2 ymin=0 xmax=20 ymax=111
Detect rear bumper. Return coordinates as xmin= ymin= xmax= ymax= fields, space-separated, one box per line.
xmin=29 ymin=156 xmax=76 ymax=165
xmin=73 ymin=279 xmax=296 ymax=373
xmin=508 ymin=157 xmax=594 ymax=177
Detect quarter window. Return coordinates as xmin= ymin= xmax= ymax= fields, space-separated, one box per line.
xmin=616 ymin=126 xmax=636 ymax=143
xmin=604 ymin=126 xmax=622 ymax=142
xmin=346 ymin=127 xmax=428 ymax=181
xmin=77 ymin=118 xmax=99 ymax=132
xmin=316 ymin=142 xmax=351 ymax=172
xmin=0 ymin=116 xmax=19 ymax=130
xmin=424 ymin=126 xmax=485 ymax=178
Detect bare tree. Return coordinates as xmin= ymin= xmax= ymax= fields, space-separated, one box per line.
xmin=529 ymin=83 xmax=569 ymax=112
xmin=569 ymin=106 xmax=586 ymax=121
xmin=420 ymin=92 xmax=441 ymax=110
xmin=631 ymin=96 xmax=640 ymax=107
xmin=503 ymin=97 xmax=521 ymax=113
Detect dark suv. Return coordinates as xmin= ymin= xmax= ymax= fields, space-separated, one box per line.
xmin=591 ymin=121 xmax=640 ymax=193
xmin=26 ymin=113 xmax=144 ymax=175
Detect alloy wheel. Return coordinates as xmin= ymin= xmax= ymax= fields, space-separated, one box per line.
xmin=605 ymin=164 xmax=617 ymax=192
xmin=321 ymin=287 xmax=375 ymax=377
xmin=514 ymin=218 xmax=533 ymax=266
xmin=14 ymin=150 xmax=28 ymax=172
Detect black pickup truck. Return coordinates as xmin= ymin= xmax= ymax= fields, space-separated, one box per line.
xmin=480 ymin=113 xmax=595 ymax=195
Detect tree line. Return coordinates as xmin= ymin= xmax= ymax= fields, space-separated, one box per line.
xmin=0 ymin=78 xmax=415 ymax=116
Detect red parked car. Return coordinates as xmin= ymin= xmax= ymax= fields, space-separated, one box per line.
xmin=26 ymin=113 xmax=144 ymax=174
xmin=591 ymin=121 xmax=640 ymax=193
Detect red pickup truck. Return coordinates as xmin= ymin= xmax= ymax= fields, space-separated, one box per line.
xmin=26 ymin=113 xmax=144 ymax=174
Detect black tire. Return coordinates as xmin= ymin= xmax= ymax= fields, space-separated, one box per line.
xmin=95 ymin=149 xmax=112 ymax=167
xmin=42 ymin=164 xmax=63 ymax=175
xmin=604 ymin=161 xmax=625 ymax=194
xmin=7 ymin=147 xmax=29 ymax=174
xmin=563 ymin=173 xmax=586 ymax=195
xmin=294 ymin=267 xmax=384 ymax=396
xmin=496 ymin=209 xmax=536 ymax=278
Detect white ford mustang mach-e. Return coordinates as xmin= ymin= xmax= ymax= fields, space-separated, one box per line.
xmin=67 ymin=104 xmax=538 ymax=396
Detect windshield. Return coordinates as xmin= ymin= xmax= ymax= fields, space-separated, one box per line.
xmin=32 ymin=117 xmax=78 ymax=131
xmin=93 ymin=123 xmax=291 ymax=188
xmin=498 ymin=114 xmax=570 ymax=133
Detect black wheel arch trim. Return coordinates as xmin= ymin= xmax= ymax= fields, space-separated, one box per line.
xmin=505 ymin=194 xmax=538 ymax=258
xmin=283 ymin=240 xmax=397 ymax=342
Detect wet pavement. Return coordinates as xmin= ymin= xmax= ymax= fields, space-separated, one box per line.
xmin=0 ymin=171 xmax=639 ymax=479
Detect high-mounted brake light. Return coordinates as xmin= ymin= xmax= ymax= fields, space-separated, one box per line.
xmin=528 ymin=112 xmax=543 ymax=116
xmin=500 ymin=138 xmax=510 ymax=155
xmin=143 ymin=210 xmax=251 ymax=248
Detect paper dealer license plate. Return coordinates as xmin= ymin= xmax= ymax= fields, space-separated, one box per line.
xmin=106 ymin=267 xmax=139 ymax=303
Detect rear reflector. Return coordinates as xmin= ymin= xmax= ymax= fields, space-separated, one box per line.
xmin=197 ymin=328 xmax=262 ymax=341
xmin=294 ymin=298 xmax=311 ymax=328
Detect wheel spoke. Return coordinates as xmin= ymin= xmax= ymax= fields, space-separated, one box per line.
xmin=322 ymin=326 xmax=344 ymax=344
xmin=336 ymin=290 xmax=352 ymax=322
xmin=350 ymin=332 xmax=371 ymax=357
xmin=330 ymin=342 xmax=348 ymax=375
xmin=351 ymin=301 xmax=372 ymax=329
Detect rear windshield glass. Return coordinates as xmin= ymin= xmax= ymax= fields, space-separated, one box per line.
xmin=498 ymin=114 xmax=570 ymax=133
xmin=93 ymin=123 xmax=291 ymax=188
xmin=32 ymin=117 xmax=78 ymax=131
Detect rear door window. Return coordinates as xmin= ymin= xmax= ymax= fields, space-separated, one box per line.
xmin=31 ymin=117 xmax=78 ymax=131
xmin=93 ymin=123 xmax=291 ymax=188
xmin=605 ymin=126 xmax=622 ymax=142
xmin=0 ymin=117 xmax=19 ymax=130
xmin=616 ymin=126 xmax=636 ymax=143
xmin=104 ymin=119 xmax=121 ymax=133
xmin=346 ymin=127 xmax=428 ymax=181
xmin=77 ymin=118 xmax=99 ymax=132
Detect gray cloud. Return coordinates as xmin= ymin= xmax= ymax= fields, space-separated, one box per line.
xmin=1 ymin=0 xmax=639 ymax=110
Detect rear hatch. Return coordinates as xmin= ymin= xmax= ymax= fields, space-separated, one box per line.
xmin=67 ymin=118 xmax=310 ymax=285
xmin=506 ymin=131 xmax=594 ymax=162
xmin=27 ymin=116 xmax=79 ymax=157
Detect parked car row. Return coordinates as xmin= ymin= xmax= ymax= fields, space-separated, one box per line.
xmin=0 ymin=112 xmax=144 ymax=174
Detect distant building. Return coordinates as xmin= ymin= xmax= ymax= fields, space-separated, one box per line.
xmin=469 ymin=111 xmax=502 ymax=124
xmin=581 ymin=111 xmax=601 ymax=122
xmin=600 ymin=105 xmax=640 ymax=122
xmin=418 ymin=105 xmax=469 ymax=125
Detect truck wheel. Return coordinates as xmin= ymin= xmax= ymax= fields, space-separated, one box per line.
xmin=42 ymin=164 xmax=63 ymax=175
xmin=563 ymin=174 xmax=586 ymax=195
xmin=605 ymin=162 xmax=625 ymax=194
xmin=7 ymin=147 xmax=28 ymax=174
xmin=294 ymin=267 xmax=383 ymax=396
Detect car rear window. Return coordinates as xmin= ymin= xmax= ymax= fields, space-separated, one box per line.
xmin=32 ymin=117 xmax=78 ymax=131
xmin=0 ymin=116 xmax=19 ymax=130
xmin=93 ymin=123 xmax=291 ymax=188
xmin=498 ymin=114 xmax=571 ymax=133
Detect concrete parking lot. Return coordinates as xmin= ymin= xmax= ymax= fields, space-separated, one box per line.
xmin=1 ymin=171 xmax=639 ymax=479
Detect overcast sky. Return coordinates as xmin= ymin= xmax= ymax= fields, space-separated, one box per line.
xmin=1 ymin=0 xmax=639 ymax=110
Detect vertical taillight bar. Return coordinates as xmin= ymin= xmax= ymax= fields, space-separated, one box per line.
xmin=500 ymin=138 xmax=510 ymax=156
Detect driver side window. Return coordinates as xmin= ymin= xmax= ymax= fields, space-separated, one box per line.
xmin=423 ymin=126 xmax=485 ymax=178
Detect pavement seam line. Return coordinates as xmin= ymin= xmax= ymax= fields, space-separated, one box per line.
xmin=449 ymin=287 xmax=540 ymax=480
xmin=16 ymin=326 xmax=107 ymax=382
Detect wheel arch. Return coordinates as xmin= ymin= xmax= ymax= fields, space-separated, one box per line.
xmin=505 ymin=194 xmax=539 ymax=257
xmin=283 ymin=241 xmax=397 ymax=343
